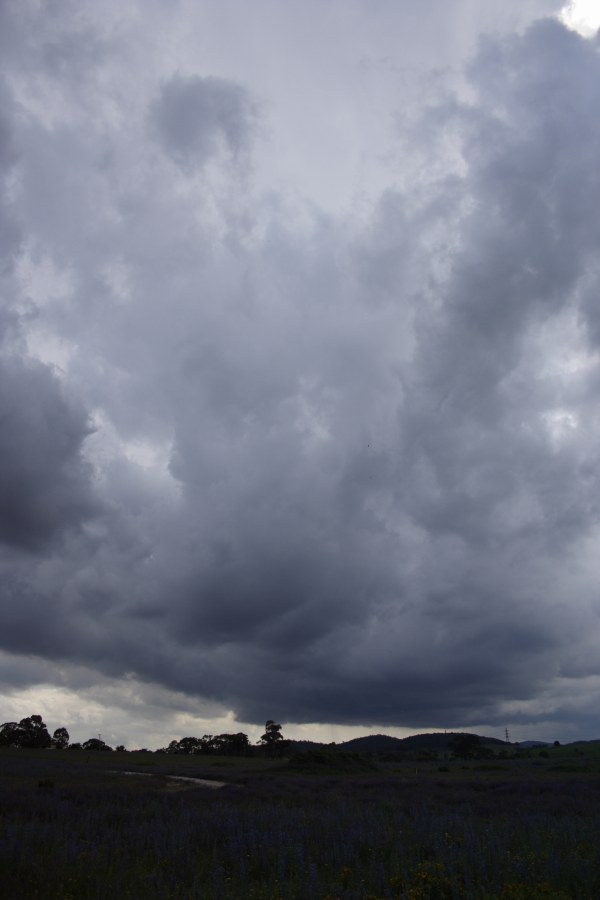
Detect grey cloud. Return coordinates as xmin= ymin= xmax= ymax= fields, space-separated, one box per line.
xmin=0 ymin=59 xmax=99 ymax=553
xmin=0 ymin=94 xmax=16 ymax=169
xmin=132 ymin=18 xmax=600 ymax=729
xmin=0 ymin=81 xmax=21 ymax=272
xmin=3 ymin=3 xmax=600 ymax=743
xmin=151 ymin=74 xmax=257 ymax=171
xmin=0 ymin=574 xmax=77 ymax=658
xmin=0 ymin=357 xmax=97 ymax=550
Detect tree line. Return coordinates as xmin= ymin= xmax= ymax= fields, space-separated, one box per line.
xmin=0 ymin=715 xmax=288 ymax=756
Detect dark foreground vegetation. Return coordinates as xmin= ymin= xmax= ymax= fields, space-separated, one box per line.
xmin=3 ymin=744 xmax=600 ymax=899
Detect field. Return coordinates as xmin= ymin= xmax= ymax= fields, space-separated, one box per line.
xmin=2 ymin=745 xmax=600 ymax=898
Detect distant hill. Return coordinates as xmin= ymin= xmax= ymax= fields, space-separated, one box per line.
xmin=286 ymin=739 xmax=327 ymax=751
xmin=517 ymin=741 xmax=550 ymax=748
xmin=339 ymin=734 xmax=407 ymax=752
xmin=285 ymin=733 xmax=600 ymax=755
xmin=339 ymin=732 xmax=505 ymax=753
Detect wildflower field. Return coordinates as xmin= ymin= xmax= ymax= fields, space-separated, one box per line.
xmin=2 ymin=748 xmax=600 ymax=898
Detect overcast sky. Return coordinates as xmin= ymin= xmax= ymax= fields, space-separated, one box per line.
xmin=1 ymin=0 xmax=600 ymax=749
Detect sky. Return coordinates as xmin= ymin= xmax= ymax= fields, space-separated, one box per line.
xmin=1 ymin=0 xmax=600 ymax=750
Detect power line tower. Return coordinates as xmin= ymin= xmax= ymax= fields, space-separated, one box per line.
xmin=505 ymin=727 xmax=510 ymax=744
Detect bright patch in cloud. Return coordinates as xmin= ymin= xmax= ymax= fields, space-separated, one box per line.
xmin=559 ymin=0 xmax=600 ymax=35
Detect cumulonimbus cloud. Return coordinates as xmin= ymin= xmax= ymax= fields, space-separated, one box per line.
xmin=1 ymin=3 xmax=599 ymax=740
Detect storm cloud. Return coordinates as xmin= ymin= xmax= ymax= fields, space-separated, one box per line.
xmin=151 ymin=74 xmax=257 ymax=171
xmin=1 ymin=0 xmax=600 ymax=745
xmin=0 ymin=356 xmax=95 ymax=549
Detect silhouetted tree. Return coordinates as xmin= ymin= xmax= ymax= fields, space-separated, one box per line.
xmin=82 ymin=738 xmax=112 ymax=751
xmin=211 ymin=732 xmax=250 ymax=756
xmin=176 ymin=736 xmax=204 ymax=754
xmin=165 ymin=733 xmax=250 ymax=756
xmin=450 ymin=733 xmax=493 ymax=760
xmin=0 ymin=722 xmax=20 ymax=747
xmin=260 ymin=720 xmax=287 ymax=757
xmin=23 ymin=716 xmax=52 ymax=748
xmin=0 ymin=716 xmax=51 ymax=748
xmin=52 ymin=727 xmax=69 ymax=749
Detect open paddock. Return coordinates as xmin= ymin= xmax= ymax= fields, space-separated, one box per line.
xmin=2 ymin=748 xmax=600 ymax=898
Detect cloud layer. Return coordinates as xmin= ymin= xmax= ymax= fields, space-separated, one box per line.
xmin=1 ymin=0 xmax=600 ymax=742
